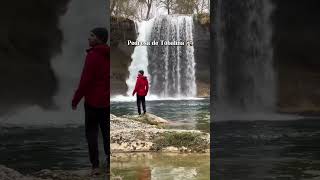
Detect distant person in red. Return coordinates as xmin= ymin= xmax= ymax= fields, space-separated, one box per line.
xmin=71 ymin=27 xmax=110 ymax=176
xmin=132 ymin=70 xmax=149 ymax=115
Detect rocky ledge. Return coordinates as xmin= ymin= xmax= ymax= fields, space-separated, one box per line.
xmin=110 ymin=113 xmax=210 ymax=153
xmin=0 ymin=165 xmax=108 ymax=180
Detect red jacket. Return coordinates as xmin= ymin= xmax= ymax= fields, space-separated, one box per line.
xmin=72 ymin=44 xmax=110 ymax=108
xmin=133 ymin=74 xmax=149 ymax=96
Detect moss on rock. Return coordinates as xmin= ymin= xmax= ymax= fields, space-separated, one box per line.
xmin=152 ymin=131 xmax=209 ymax=153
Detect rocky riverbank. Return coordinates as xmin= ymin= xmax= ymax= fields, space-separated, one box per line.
xmin=110 ymin=113 xmax=210 ymax=153
xmin=0 ymin=165 xmax=105 ymax=180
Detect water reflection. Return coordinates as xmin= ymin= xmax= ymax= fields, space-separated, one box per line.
xmin=111 ymin=153 xmax=210 ymax=180
xmin=138 ymin=166 xmax=151 ymax=180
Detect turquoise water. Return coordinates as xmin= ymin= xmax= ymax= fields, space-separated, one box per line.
xmin=111 ymin=99 xmax=210 ymax=132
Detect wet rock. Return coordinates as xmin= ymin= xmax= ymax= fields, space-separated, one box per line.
xmin=162 ymin=146 xmax=179 ymax=153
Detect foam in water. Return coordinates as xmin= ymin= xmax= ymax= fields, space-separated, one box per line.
xmin=111 ymin=95 xmax=205 ymax=102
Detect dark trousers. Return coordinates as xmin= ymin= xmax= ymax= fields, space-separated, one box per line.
xmin=136 ymin=95 xmax=146 ymax=114
xmin=84 ymin=103 xmax=110 ymax=169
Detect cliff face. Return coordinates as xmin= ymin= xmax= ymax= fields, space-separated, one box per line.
xmin=193 ymin=14 xmax=210 ymax=97
xmin=272 ymin=0 xmax=320 ymax=113
xmin=0 ymin=0 xmax=68 ymax=114
xmin=110 ymin=17 xmax=137 ymax=95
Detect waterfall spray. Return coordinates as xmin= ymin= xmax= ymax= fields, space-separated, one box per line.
xmin=211 ymin=0 xmax=298 ymax=121
xmin=0 ymin=0 xmax=108 ymax=127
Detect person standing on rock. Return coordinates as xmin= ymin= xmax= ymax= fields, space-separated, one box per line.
xmin=132 ymin=70 xmax=149 ymax=115
xmin=71 ymin=27 xmax=110 ymax=176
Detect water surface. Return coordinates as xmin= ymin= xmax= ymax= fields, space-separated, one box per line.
xmin=111 ymin=153 xmax=210 ymax=180
xmin=213 ymin=118 xmax=320 ymax=179
xmin=111 ymin=99 xmax=210 ymax=132
xmin=0 ymin=99 xmax=210 ymax=179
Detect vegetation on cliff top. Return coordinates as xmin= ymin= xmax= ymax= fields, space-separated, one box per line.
xmin=193 ymin=13 xmax=210 ymax=26
xmin=111 ymin=0 xmax=209 ymax=21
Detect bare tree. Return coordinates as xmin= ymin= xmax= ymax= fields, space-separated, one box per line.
xmin=110 ymin=0 xmax=209 ymax=20
xmin=195 ymin=0 xmax=209 ymax=14
xmin=158 ymin=0 xmax=175 ymax=14
xmin=173 ymin=0 xmax=196 ymax=14
xmin=110 ymin=0 xmax=116 ymax=15
xmin=111 ymin=0 xmax=141 ymax=19
xmin=145 ymin=0 xmax=153 ymax=19
xmin=138 ymin=0 xmax=154 ymax=20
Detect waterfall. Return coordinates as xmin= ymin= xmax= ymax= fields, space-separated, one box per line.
xmin=126 ymin=15 xmax=197 ymax=99
xmin=214 ymin=0 xmax=276 ymax=116
xmin=0 ymin=0 xmax=108 ymax=127
xmin=53 ymin=0 xmax=107 ymax=108
xmin=126 ymin=19 xmax=154 ymax=96
xmin=148 ymin=15 xmax=197 ymax=98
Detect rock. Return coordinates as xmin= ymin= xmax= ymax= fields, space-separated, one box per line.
xmin=121 ymin=113 xmax=169 ymax=126
xmin=144 ymin=113 xmax=169 ymax=124
xmin=0 ymin=165 xmax=116 ymax=180
xmin=111 ymin=176 xmax=123 ymax=180
xmin=0 ymin=165 xmax=41 ymax=180
xmin=111 ymin=114 xmax=158 ymax=130
xmin=110 ymin=114 xmax=210 ymax=153
xmin=33 ymin=169 xmax=86 ymax=180
xmin=179 ymin=146 xmax=188 ymax=153
xmin=193 ymin=14 xmax=210 ymax=98
xmin=162 ymin=146 xmax=179 ymax=153
xmin=5 ymin=165 xmax=122 ymax=180
xmin=110 ymin=16 xmax=136 ymax=96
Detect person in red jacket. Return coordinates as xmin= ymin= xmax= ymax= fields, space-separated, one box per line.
xmin=132 ymin=70 xmax=149 ymax=115
xmin=71 ymin=27 xmax=110 ymax=176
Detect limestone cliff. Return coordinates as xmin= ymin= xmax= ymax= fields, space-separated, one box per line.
xmin=272 ymin=0 xmax=320 ymax=113
xmin=110 ymin=16 xmax=136 ymax=95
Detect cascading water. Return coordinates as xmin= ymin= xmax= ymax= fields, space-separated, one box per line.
xmin=125 ymin=15 xmax=197 ymax=99
xmin=148 ymin=15 xmax=197 ymax=98
xmin=126 ymin=19 xmax=154 ymax=97
xmin=214 ymin=0 xmax=276 ymax=119
xmin=0 ymin=0 xmax=108 ymax=127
